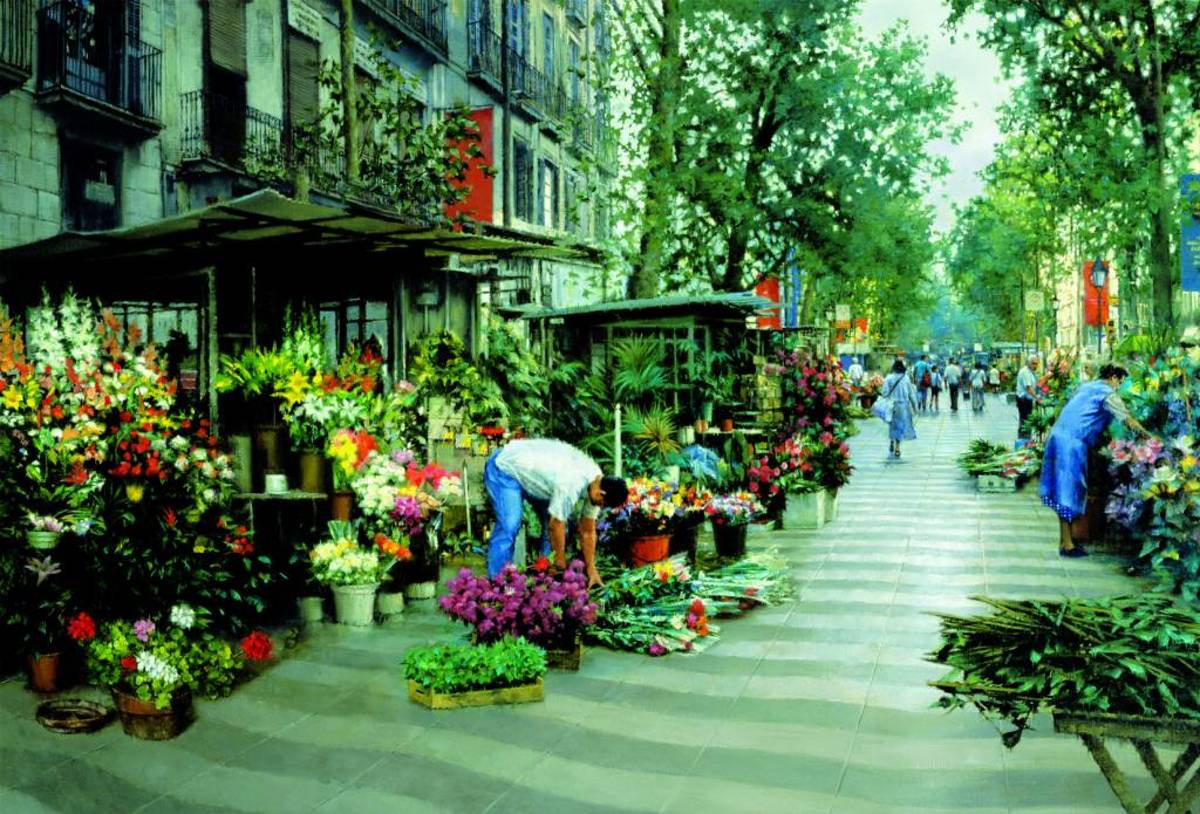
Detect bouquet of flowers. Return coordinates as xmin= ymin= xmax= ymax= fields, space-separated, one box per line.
xmin=745 ymin=455 xmax=782 ymax=503
xmin=439 ymin=559 xmax=598 ymax=648
xmin=309 ymin=536 xmax=391 ymax=586
xmin=860 ymin=373 xmax=884 ymax=398
xmin=810 ymin=430 xmax=853 ymax=490
xmin=327 ymin=429 xmax=378 ymax=491
xmin=773 ymin=435 xmax=821 ymax=494
xmin=603 ymin=478 xmax=709 ymax=538
xmin=705 ymin=492 xmax=765 ymax=527
xmin=351 ymin=449 xmax=461 ymax=540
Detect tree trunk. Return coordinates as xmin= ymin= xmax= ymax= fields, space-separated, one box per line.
xmin=628 ymin=0 xmax=681 ymax=300
xmin=1145 ymin=21 xmax=1174 ymax=327
xmin=340 ymin=0 xmax=359 ymax=182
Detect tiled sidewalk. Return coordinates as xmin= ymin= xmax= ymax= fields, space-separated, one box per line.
xmin=0 ymin=397 xmax=1154 ymax=813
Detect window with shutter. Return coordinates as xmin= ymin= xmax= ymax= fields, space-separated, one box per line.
xmin=288 ymin=33 xmax=319 ymax=129
xmin=208 ymin=0 xmax=247 ymax=77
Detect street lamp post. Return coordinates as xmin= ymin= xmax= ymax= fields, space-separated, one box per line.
xmin=1051 ymin=296 xmax=1061 ymax=349
xmin=1090 ymin=258 xmax=1108 ymax=358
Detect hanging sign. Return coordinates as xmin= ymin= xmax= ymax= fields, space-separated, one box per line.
xmin=834 ymin=303 xmax=851 ymax=328
xmin=1182 ymin=175 xmax=1200 ymax=292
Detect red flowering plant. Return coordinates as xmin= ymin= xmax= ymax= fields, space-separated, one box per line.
xmin=0 ymin=293 xmax=266 ymax=634
xmin=440 ymin=560 xmax=599 ymax=648
xmin=772 ymin=435 xmax=822 ymax=494
xmin=772 ymin=351 xmax=854 ymax=442
xmin=79 ymin=604 xmax=265 ymax=709
xmin=810 ymin=431 xmax=854 ymax=491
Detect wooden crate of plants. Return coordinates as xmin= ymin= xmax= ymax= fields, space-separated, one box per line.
xmin=407 ymin=678 xmax=544 ymax=710
xmin=544 ymin=637 xmax=583 ymax=671
xmin=978 ymin=474 xmax=1018 ymax=493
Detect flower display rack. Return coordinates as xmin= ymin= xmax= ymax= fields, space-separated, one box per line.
xmin=407 ymin=678 xmax=544 ymax=710
xmin=978 ymin=474 xmax=1018 ymax=493
xmin=1053 ymin=710 xmax=1200 ymax=814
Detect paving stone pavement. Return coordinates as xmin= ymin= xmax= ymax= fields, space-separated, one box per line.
xmin=0 ymin=395 xmax=1161 ymax=813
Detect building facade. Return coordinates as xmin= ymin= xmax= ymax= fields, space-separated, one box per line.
xmin=0 ymin=0 xmax=612 ymax=310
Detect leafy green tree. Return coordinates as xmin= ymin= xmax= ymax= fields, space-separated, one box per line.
xmin=948 ymin=0 xmax=1200 ymax=327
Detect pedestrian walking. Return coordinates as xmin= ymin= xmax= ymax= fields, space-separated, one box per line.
xmin=1015 ymin=355 xmax=1040 ymax=438
xmin=484 ymin=438 xmax=629 ymax=587
xmin=929 ymin=365 xmax=944 ymax=411
xmin=945 ymin=358 xmax=963 ymax=412
xmin=883 ymin=359 xmax=918 ymax=459
xmin=988 ymin=363 xmax=1001 ymax=395
xmin=915 ymin=355 xmax=931 ymax=412
xmin=970 ymin=363 xmax=987 ymax=412
xmin=1039 ymin=365 xmax=1150 ymax=557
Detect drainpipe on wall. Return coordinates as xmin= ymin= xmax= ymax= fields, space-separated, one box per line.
xmin=501 ymin=0 xmax=513 ymax=227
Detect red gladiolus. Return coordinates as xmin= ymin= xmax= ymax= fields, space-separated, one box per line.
xmin=240 ymin=631 xmax=273 ymax=662
xmin=162 ymin=507 xmax=177 ymax=527
xmin=534 ymin=556 xmax=550 ymax=572
xmin=119 ymin=410 xmax=132 ymax=423
xmin=67 ymin=612 xmax=96 ymax=643
xmin=120 ymin=656 xmax=137 ymax=673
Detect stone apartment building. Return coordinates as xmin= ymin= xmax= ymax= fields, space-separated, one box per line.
xmin=0 ymin=0 xmax=612 ymax=314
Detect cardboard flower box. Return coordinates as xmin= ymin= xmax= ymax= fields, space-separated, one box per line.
xmin=407 ymin=678 xmax=544 ymax=710
xmin=978 ymin=474 xmax=1017 ymax=493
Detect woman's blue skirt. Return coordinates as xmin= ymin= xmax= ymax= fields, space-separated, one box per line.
xmin=1039 ymin=431 xmax=1087 ymax=521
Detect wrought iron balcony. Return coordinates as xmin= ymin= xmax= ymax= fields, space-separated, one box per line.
xmin=179 ymin=90 xmax=287 ymax=181
xmin=36 ymin=0 xmax=162 ymax=136
xmin=572 ymin=103 xmax=593 ymax=151
xmin=566 ymin=0 xmax=587 ymax=28
xmin=0 ymin=0 xmax=32 ymax=93
xmin=372 ymin=0 xmax=447 ymax=57
xmin=467 ymin=18 xmax=500 ymax=87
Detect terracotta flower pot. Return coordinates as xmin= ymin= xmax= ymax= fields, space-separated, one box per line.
xmin=298 ymin=452 xmax=327 ymax=494
xmin=27 ymin=653 xmax=60 ymax=693
xmin=719 ymin=418 xmax=735 ymax=432
xmin=112 ymin=688 xmax=192 ymax=740
xmin=630 ymin=534 xmax=671 ymax=567
xmin=330 ymin=491 xmax=354 ymax=521
xmin=694 ymin=419 xmax=709 ymax=434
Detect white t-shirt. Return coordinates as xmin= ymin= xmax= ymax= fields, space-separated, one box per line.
xmin=944 ymin=364 xmax=962 ymax=386
xmin=848 ymin=363 xmax=864 ymax=384
xmin=1016 ymin=366 xmax=1039 ymax=400
xmin=494 ymin=439 xmax=602 ymax=522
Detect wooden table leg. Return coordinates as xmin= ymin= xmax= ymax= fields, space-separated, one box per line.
xmin=1140 ymin=741 xmax=1200 ymax=814
xmin=1080 ymin=733 xmax=1149 ymax=814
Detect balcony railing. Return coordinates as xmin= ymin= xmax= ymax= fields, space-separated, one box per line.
xmin=566 ymin=0 xmax=587 ymax=28
xmin=572 ymin=103 xmax=593 ymax=151
xmin=467 ymin=18 xmax=500 ymax=84
xmin=179 ymin=90 xmax=287 ymax=180
xmin=0 ymin=0 xmax=33 ymax=88
xmin=374 ymin=0 xmax=447 ymax=56
xmin=36 ymin=1 xmax=161 ymax=124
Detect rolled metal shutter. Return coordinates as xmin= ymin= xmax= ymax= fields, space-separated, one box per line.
xmin=209 ymin=0 xmax=247 ymax=76
xmin=288 ymin=33 xmax=319 ymax=126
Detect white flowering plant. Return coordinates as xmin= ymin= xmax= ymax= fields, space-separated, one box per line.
xmin=310 ymin=522 xmax=392 ymax=586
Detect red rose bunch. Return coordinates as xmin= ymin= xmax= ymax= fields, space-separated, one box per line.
xmin=67 ymin=611 xmax=96 ymax=643
xmin=240 ymin=631 xmax=274 ymax=662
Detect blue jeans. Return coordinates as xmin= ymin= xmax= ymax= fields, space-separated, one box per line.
xmin=484 ymin=453 xmax=549 ymax=577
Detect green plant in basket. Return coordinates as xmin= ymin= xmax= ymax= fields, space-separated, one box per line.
xmin=403 ymin=637 xmax=546 ymax=694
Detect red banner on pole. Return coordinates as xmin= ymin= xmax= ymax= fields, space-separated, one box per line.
xmin=1083 ymin=260 xmax=1110 ymax=327
xmin=754 ymin=277 xmax=781 ymax=329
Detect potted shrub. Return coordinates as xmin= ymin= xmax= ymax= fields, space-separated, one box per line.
xmin=77 ymin=606 xmax=273 ymax=740
xmin=773 ymin=436 xmax=826 ymax=529
xmin=704 ymin=492 xmax=765 ymax=558
xmin=403 ymin=637 xmax=546 ymax=709
xmin=309 ymin=522 xmax=394 ymax=626
xmin=440 ymin=559 xmax=599 ymax=670
xmin=12 ymin=555 xmax=72 ymax=692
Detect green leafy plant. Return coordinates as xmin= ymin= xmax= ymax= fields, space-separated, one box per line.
xmin=409 ymin=331 xmax=506 ymax=426
xmin=625 ymin=404 xmax=681 ymax=463
xmin=930 ymin=595 xmax=1200 ymax=748
xmin=611 ymin=336 xmax=668 ymax=405
xmin=402 ymin=637 xmax=546 ymax=694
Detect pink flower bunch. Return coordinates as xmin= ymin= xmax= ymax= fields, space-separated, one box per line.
xmin=391 ymin=495 xmax=424 ymax=537
xmin=746 ymin=456 xmax=781 ymax=499
xmin=439 ymin=560 xmax=598 ymax=647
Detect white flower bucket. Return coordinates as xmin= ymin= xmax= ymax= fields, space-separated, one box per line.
xmin=376 ymin=591 xmax=406 ymax=617
xmin=298 ymin=596 xmax=325 ymax=624
xmin=823 ymin=490 xmax=839 ymax=523
xmin=783 ymin=492 xmax=825 ymax=530
xmin=331 ymin=583 xmax=379 ymax=626
xmin=403 ymin=581 xmax=437 ymax=601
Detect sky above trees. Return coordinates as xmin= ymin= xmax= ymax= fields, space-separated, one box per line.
xmin=858 ymin=0 xmax=1012 ymax=235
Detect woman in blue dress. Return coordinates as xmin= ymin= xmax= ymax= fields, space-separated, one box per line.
xmin=883 ymin=359 xmax=918 ymax=459
xmin=1040 ymin=364 xmax=1149 ymax=557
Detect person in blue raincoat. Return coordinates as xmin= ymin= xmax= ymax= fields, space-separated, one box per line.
xmin=883 ymin=359 xmax=918 ymax=459
xmin=1039 ymin=364 xmax=1150 ymax=557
